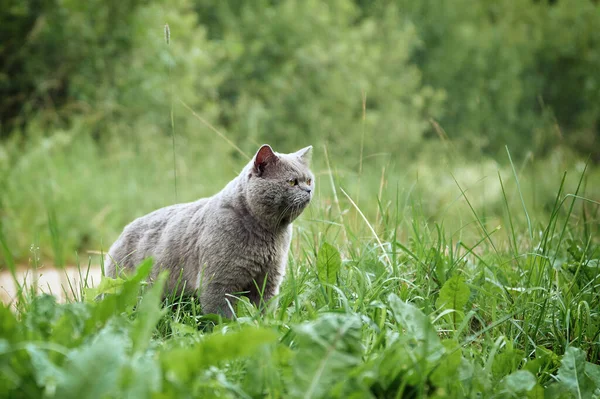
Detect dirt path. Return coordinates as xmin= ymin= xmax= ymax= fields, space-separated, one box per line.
xmin=0 ymin=265 xmax=102 ymax=306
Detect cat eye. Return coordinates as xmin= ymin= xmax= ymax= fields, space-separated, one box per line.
xmin=306 ymin=178 xmax=312 ymax=185
xmin=288 ymin=178 xmax=298 ymax=186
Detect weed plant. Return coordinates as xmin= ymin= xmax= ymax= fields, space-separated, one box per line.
xmin=1 ymin=143 xmax=598 ymax=398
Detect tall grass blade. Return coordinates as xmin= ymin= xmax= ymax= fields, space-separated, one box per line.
xmin=506 ymin=146 xmax=533 ymax=240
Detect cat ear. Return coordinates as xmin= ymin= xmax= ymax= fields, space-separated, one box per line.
xmin=254 ymin=144 xmax=278 ymax=174
xmin=295 ymin=145 xmax=313 ymax=164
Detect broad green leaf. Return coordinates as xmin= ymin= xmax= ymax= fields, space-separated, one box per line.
xmin=161 ymin=327 xmax=277 ymax=383
xmin=24 ymin=294 xmax=60 ymax=339
xmin=544 ymin=381 xmax=576 ymax=399
xmin=387 ymin=294 xmax=443 ymax=358
xmin=26 ymin=344 xmax=66 ymax=396
xmin=49 ymin=302 xmax=91 ymax=348
xmin=55 ymin=326 xmax=128 ymax=399
xmin=458 ymin=357 xmax=474 ymax=382
xmin=381 ymin=294 xmax=445 ymax=391
xmin=471 ymin=362 xmax=493 ymax=394
xmin=242 ymin=344 xmax=294 ymax=398
xmin=84 ymin=275 xmax=126 ymax=303
xmin=120 ymin=353 xmax=162 ymax=398
xmin=526 ymin=384 xmax=546 ymax=399
xmin=523 ymin=347 xmax=559 ymax=378
xmin=430 ymin=340 xmax=463 ymax=389
xmin=492 ymin=347 xmax=525 ymax=380
xmin=290 ymin=313 xmax=363 ymax=399
xmin=557 ymin=347 xmax=597 ymax=399
xmin=17 ymin=294 xmax=88 ymax=348
xmin=0 ymin=302 xmax=19 ymax=342
xmin=499 ymin=370 xmax=536 ymax=395
xmin=130 ymin=271 xmax=168 ymax=354
xmin=585 ymin=362 xmax=600 ymax=386
xmin=85 ymin=258 xmax=154 ymax=334
xmin=169 ymin=322 xmax=198 ymax=337
xmin=436 ymin=275 xmax=470 ymax=313
xmin=316 ymin=242 xmax=342 ymax=286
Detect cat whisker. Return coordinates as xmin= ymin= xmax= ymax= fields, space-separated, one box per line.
xmin=104 ymin=143 xmax=313 ymax=317
xmin=274 ymin=203 xmax=294 ymax=232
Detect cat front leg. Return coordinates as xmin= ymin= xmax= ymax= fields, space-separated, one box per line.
xmin=199 ymin=269 xmax=255 ymax=318
xmin=199 ymin=283 xmax=238 ymax=318
xmin=246 ymin=270 xmax=283 ymax=312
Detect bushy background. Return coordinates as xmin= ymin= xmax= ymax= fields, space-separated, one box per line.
xmin=1 ymin=0 xmax=599 ymax=261
xmin=2 ymin=2 xmax=600 ymax=398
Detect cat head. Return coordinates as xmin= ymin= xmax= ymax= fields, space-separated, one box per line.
xmin=243 ymin=144 xmax=314 ymax=229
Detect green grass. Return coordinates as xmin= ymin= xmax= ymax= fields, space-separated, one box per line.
xmin=1 ymin=137 xmax=599 ymax=398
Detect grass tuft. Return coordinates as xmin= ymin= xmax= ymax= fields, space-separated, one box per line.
xmin=0 ymin=145 xmax=599 ymax=397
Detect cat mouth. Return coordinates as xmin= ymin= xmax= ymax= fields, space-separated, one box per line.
xmin=287 ymin=197 xmax=310 ymax=217
xmin=297 ymin=196 xmax=311 ymax=209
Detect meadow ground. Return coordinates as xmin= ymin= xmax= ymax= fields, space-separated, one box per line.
xmin=0 ymin=137 xmax=599 ymax=398
xmin=3 ymin=1 xmax=600 ymax=397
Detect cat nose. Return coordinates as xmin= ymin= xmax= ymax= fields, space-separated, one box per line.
xmin=302 ymin=186 xmax=312 ymax=193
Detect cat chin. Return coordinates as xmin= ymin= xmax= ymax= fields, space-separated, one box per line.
xmin=289 ymin=203 xmax=310 ymax=221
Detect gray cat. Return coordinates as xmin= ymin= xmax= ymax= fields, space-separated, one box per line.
xmin=104 ymin=144 xmax=314 ymax=317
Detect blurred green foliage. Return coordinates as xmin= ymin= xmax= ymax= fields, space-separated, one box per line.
xmin=1 ymin=3 xmax=600 ymax=396
xmin=396 ymin=0 xmax=600 ymax=157
xmin=1 ymin=0 xmax=600 ymax=263
xmin=1 ymin=0 xmax=219 ymax=141
xmin=2 ymin=0 xmax=599 ymax=159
